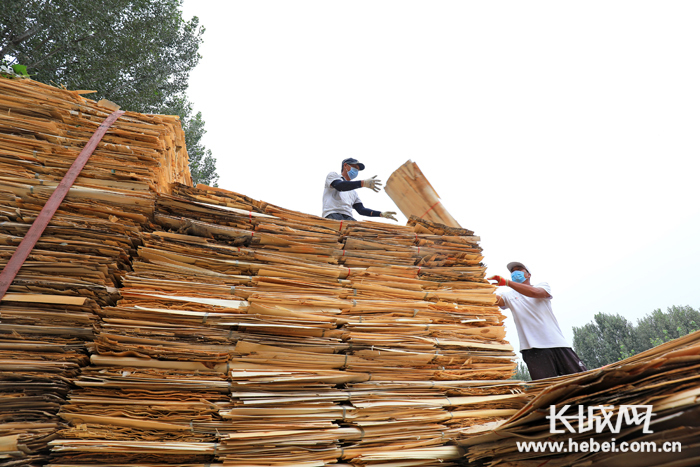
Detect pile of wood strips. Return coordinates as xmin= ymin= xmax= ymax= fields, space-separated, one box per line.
xmin=458 ymin=330 xmax=700 ymax=466
xmin=0 ymin=77 xmax=191 ymax=193
xmin=47 ymin=184 xmax=519 ymax=466
xmin=1 ymin=77 xmax=521 ymax=467
xmin=0 ymin=76 xmax=191 ymax=465
xmin=386 ymin=160 xmax=461 ymax=228
xmin=0 ymin=294 xmax=95 ymax=465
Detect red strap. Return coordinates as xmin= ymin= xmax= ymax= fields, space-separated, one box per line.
xmin=0 ymin=110 xmax=125 ymax=300
xmin=342 ymin=250 xmax=345 ymax=256
xmin=339 ymin=221 xmax=343 ymax=232
xmin=420 ymin=200 xmax=441 ymax=218
xmin=249 ymin=211 xmax=252 ymax=220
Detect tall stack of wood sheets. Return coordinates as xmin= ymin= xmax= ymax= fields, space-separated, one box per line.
xmin=48 ymin=185 xmax=518 ymax=466
xmin=1 ymin=77 xmax=520 ymax=467
xmin=0 ymin=76 xmax=191 ymax=465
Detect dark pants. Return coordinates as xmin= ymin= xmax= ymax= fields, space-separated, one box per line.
xmin=325 ymin=213 xmax=356 ymax=221
xmin=522 ymin=347 xmax=588 ymax=380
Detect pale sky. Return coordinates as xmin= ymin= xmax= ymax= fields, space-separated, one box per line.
xmin=181 ymin=1 xmax=700 ymax=357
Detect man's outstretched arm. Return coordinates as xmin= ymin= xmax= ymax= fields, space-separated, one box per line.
xmin=331 ymin=176 xmax=383 ymax=192
xmin=509 ymin=281 xmax=551 ymax=298
xmin=330 ymin=179 xmax=362 ymax=192
xmin=488 ymin=275 xmax=551 ymax=299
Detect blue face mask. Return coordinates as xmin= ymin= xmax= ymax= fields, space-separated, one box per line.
xmin=347 ymin=167 xmax=359 ymax=180
xmin=511 ymin=270 xmax=526 ymax=283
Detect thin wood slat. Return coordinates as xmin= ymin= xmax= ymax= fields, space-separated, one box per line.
xmin=385 ymin=160 xmax=461 ymax=228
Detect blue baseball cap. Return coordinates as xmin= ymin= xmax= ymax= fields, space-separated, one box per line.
xmin=341 ymin=158 xmax=365 ymax=171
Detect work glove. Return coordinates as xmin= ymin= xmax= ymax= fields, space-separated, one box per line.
xmin=361 ymin=176 xmax=382 ymax=192
xmin=380 ymin=211 xmax=398 ymax=221
xmin=487 ymin=275 xmax=508 ymax=287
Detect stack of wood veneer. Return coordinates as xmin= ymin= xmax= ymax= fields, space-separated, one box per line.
xmin=459 ymin=331 xmax=700 ymax=467
xmin=0 ymin=77 xmax=520 ymax=467
xmin=49 ymin=184 xmax=519 ymax=466
xmin=385 ymin=160 xmax=461 ymax=228
xmin=0 ymin=76 xmax=190 ymax=465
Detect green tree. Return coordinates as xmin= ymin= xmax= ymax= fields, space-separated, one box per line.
xmin=573 ymin=312 xmax=639 ymax=369
xmin=0 ymin=0 xmax=218 ymax=183
xmin=636 ymin=305 xmax=700 ymax=348
xmin=573 ymin=306 xmax=700 ymax=369
xmin=510 ymin=361 xmax=531 ymax=382
xmin=1 ymin=0 xmax=201 ymax=112
xmin=161 ymin=98 xmax=218 ymax=186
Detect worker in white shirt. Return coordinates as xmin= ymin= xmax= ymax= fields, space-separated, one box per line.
xmin=489 ymin=261 xmax=587 ymax=380
xmin=322 ymin=158 xmax=397 ymax=222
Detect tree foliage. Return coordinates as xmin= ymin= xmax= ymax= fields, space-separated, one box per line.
xmin=573 ymin=306 xmax=700 ymax=369
xmin=0 ymin=0 xmax=218 ymax=185
xmin=572 ymin=313 xmax=638 ymax=369
xmin=161 ymin=98 xmax=218 ymax=187
xmin=1 ymin=0 xmax=201 ymax=112
xmin=510 ymin=361 xmax=531 ymax=382
xmin=185 ymin=110 xmax=219 ymax=187
xmin=636 ymin=306 xmax=700 ymax=348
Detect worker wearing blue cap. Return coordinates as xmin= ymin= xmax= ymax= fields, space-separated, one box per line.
xmin=322 ymin=158 xmax=397 ymax=222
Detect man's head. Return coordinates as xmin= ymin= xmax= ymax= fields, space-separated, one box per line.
xmin=507 ymin=261 xmax=531 ymax=284
xmin=341 ymin=158 xmax=365 ymax=180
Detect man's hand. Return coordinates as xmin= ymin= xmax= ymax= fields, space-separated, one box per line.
xmin=487 ymin=275 xmax=508 ymax=287
xmin=380 ymin=211 xmax=398 ymax=221
xmin=361 ymin=176 xmax=382 ymax=192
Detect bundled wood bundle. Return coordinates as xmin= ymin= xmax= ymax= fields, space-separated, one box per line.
xmin=0 ymin=294 xmax=95 ymax=465
xmin=0 ymin=214 xmax=140 ymax=306
xmin=0 ymin=76 xmax=191 ymax=305
xmin=336 ymin=380 xmax=531 ymax=466
xmin=385 ymin=160 xmax=461 ymax=228
xmin=50 ymin=364 xmax=230 ymax=465
xmin=0 ymin=77 xmax=191 ymax=193
xmin=50 ymin=286 xmax=242 ymax=465
xmin=459 ymin=330 xmax=700 ymax=467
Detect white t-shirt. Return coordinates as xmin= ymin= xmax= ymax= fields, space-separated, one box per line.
xmin=496 ymin=282 xmax=570 ymax=351
xmin=322 ymin=172 xmax=361 ymax=218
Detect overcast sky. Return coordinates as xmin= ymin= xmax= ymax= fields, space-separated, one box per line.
xmin=180 ymin=1 xmax=700 ymax=356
